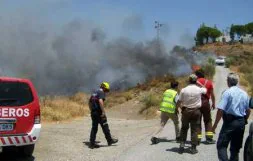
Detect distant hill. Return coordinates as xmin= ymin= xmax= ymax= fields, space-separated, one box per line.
xmin=195 ymin=43 xmax=253 ymax=56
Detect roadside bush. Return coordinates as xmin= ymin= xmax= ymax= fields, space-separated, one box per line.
xmin=207 ymin=57 xmax=215 ymax=65
xmin=225 ymin=58 xmax=232 ymax=68
xmin=224 ymin=61 xmax=230 ymax=68
xmin=225 ymin=56 xmax=237 ymax=68
xmin=202 ymin=63 xmax=215 ymax=79
xmin=228 ymin=56 xmax=240 ymax=66
xmin=139 ymin=94 xmax=161 ymax=114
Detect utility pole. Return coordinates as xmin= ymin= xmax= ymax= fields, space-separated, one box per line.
xmin=154 ymin=21 xmax=163 ymax=54
xmin=154 ymin=21 xmax=163 ymax=42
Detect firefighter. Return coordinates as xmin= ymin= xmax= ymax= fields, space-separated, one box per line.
xmin=88 ymin=82 xmax=118 ymax=149
xmin=177 ymin=74 xmax=207 ymax=154
xmin=195 ymin=69 xmax=216 ymax=144
xmin=151 ymin=81 xmax=180 ymax=144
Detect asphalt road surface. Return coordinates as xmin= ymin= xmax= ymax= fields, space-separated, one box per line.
xmin=0 ymin=66 xmax=251 ymax=161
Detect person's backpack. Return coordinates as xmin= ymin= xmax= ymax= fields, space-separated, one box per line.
xmin=249 ymin=97 xmax=253 ymax=109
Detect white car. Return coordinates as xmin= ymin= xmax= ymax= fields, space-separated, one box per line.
xmin=215 ymin=56 xmax=226 ymax=65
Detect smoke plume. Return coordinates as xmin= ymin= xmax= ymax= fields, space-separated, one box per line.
xmin=0 ymin=16 xmax=210 ymax=95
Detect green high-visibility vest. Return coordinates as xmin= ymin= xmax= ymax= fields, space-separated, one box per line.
xmin=160 ymin=89 xmax=177 ymax=113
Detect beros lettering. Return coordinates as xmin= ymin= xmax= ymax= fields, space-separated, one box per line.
xmin=0 ymin=108 xmax=30 ymax=117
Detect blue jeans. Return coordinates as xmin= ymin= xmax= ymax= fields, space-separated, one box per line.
xmin=217 ymin=117 xmax=245 ymax=161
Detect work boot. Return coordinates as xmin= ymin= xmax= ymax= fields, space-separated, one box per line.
xmin=89 ymin=143 xmax=100 ymax=149
xmin=206 ymin=138 xmax=216 ymax=144
xmin=190 ymin=145 xmax=198 ymax=154
xmin=151 ymin=137 xmax=158 ymax=144
xmin=178 ymin=142 xmax=185 ymax=154
xmin=108 ymin=138 xmax=118 ymax=146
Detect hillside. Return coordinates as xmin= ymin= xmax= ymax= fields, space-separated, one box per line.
xmin=196 ymin=43 xmax=253 ymax=56
xmin=196 ymin=43 xmax=253 ymax=95
xmin=40 ymin=43 xmax=253 ymax=123
xmin=40 ymin=75 xmax=185 ymax=122
xmin=40 ymin=51 xmax=217 ymax=122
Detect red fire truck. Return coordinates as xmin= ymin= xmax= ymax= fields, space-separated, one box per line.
xmin=0 ymin=77 xmax=41 ymax=156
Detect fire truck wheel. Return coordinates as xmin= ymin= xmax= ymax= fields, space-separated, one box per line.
xmin=19 ymin=144 xmax=35 ymax=157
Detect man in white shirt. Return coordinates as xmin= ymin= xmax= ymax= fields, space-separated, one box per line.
xmin=177 ymin=74 xmax=207 ymax=154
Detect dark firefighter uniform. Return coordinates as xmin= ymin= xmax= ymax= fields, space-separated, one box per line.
xmin=89 ymin=87 xmax=116 ymax=148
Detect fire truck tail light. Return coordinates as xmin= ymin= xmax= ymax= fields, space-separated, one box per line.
xmin=34 ymin=107 xmax=41 ymax=124
xmin=34 ymin=115 xmax=40 ymax=124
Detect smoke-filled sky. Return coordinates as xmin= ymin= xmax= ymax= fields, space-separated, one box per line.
xmin=1 ymin=0 xmax=245 ymax=94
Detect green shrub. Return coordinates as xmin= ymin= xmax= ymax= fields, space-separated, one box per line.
xmin=202 ymin=63 xmax=215 ymax=79
xmin=139 ymin=94 xmax=161 ymax=114
xmin=225 ymin=56 xmax=237 ymax=68
xmin=225 ymin=59 xmax=231 ymax=68
xmin=227 ymin=56 xmax=239 ymax=66
xmin=207 ymin=57 xmax=215 ymax=65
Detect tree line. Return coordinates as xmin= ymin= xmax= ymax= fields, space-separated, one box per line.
xmin=230 ymin=22 xmax=253 ymax=41
xmin=195 ymin=23 xmax=222 ymax=45
xmin=195 ymin=22 xmax=253 ymax=45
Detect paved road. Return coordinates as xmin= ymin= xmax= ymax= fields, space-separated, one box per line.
xmin=0 ymin=66 xmax=250 ymax=161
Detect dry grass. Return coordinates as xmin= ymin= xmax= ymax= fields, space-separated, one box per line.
xmin=38 ymin=73 xmax=196 ymax=122
xmin=40 ymin=92 xmax=89 ymax=122
xmin=105 ymin=92 xmax=130 ymax=108
xmin=104 ymin=74 xmax=182 ymax=118
xmin=196 ymin=43 xmax=253 ymax=56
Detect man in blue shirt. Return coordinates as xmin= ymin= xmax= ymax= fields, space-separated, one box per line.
xmin=212 ymin=73 xmax=251 ymax=161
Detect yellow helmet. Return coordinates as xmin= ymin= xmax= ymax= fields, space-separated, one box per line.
xmin=101 ymin=82 xmax=110 ymax=91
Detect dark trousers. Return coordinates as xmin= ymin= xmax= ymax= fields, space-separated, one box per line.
xmin=89 ymin=112 xmax=112 ymax=145
xmin=180 ymin=107 xmax=201 ymax=146
xmin=198 ymin=96 xmax=213 ymax=140
xmin=217 ymin=116 xmax=245 ymax=161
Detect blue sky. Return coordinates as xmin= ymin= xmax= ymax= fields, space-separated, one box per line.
xmin=1 ymin=0 xmax=252 ymax=46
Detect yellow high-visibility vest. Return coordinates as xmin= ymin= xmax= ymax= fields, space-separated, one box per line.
xmin=160 ymin=89 xmax=177 ymax=113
